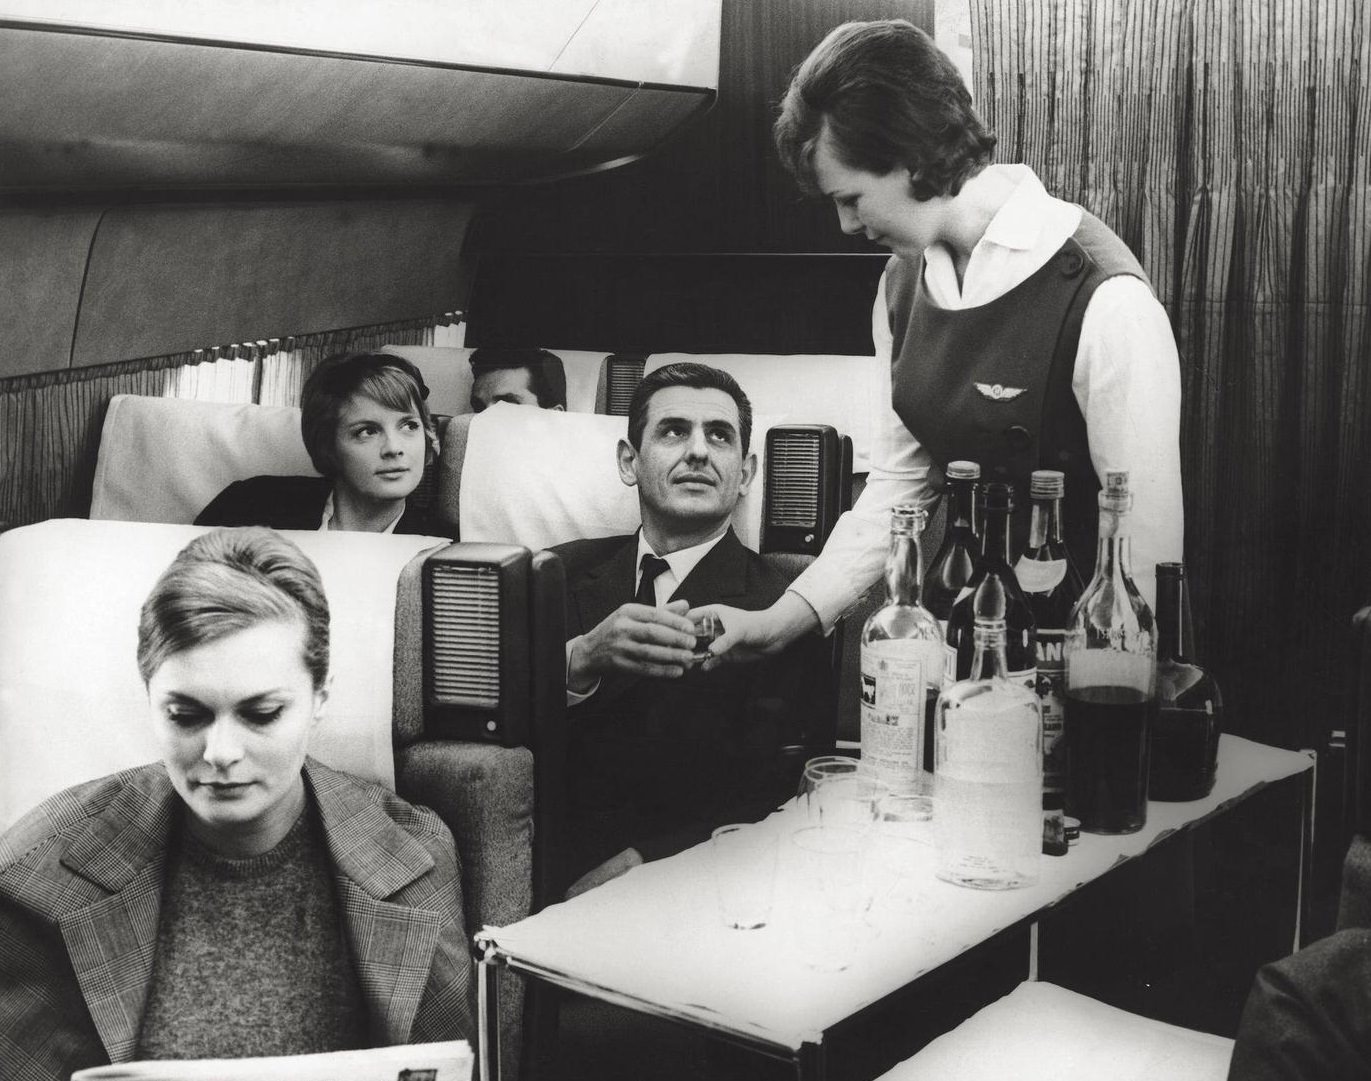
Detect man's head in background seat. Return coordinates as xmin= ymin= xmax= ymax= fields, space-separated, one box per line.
xmin=619 ymin=362 xmax=757 ymax=555
xmin=469 ymin=348 xmax=567 ymax=412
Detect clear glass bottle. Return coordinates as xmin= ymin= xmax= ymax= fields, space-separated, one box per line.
xmin=923 ymin=460 xmax=980 ymax=637
xmin=1149 ymin=562 xmax=1223 ymax=801
xmin=1014 ymin=470 xmax=1085 ymax=814
xmin=944 ymin=482 xmax=1037 ymax=692
xmin=1064 ymin=470 xmax=1157 ymax=834
xmin=860 ymin=505 xmax=944 ymax=790
xmin=934 ymin=616 xmax=1043 ymax=890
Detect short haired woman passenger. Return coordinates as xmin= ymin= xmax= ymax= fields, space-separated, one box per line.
xmin=197 ymin=351 xmax=446 ymax=535
xmin=0 ymin=528 xmax=475 ymax=1080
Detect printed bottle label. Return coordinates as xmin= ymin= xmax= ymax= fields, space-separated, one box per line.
xmin=1034 ymin=629 xmax=1068 ymax=792
xmin=1014 ymin=556 xmax=1067 ymax=595
xmin=860 ymin=641 xmax=927 ymax=783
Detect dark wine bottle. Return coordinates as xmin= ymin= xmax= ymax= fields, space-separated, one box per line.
xmin=944 ymin=482 xmax=1036 ymax=694
xmin=923 ymin=460 xmax=980 ymax=637
xmin=1014 ymin=470 xmax=1084 ymax=805
xmin=1064 ymin=470 xmax=1157 ymax=834
xmin=1149 ymin=562 xmax=1223 ymax=801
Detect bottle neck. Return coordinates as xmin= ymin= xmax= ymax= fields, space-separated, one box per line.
xmin=1155 ymin=572 xmax=1195 ymax=662
xmin=1092 ymin=506 xmax=1134 ymax=584
xmin=886 ymin=529 xmax=924 ymax=606
xmin=979 ymin=503 xmax=1012 ymax=565
xmin=1028 ymin=496 xmax=1065 ymax=550
xmin=969 ymin=627 xmax=1011 ymax=681
xmin=949 ymin=478 xmax=978 ymax=538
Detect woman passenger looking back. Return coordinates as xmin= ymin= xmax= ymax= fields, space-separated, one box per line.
xmin=196 ymin=351 xmax=445 ymax=534
xmin=0 ymin=528 xmax=475 ymax=1080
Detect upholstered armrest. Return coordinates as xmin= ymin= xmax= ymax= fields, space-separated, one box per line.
xmin=396 ymin=739 xmax=532 ymax=1080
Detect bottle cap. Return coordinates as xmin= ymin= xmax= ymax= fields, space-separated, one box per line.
xmin=976 ymin=481 xmax=1014 ymax=513
xmin=1098 ymin=470 xmax=1132 ymax=512
xmin=1064 ymin=816 xmax=1081 ymax=844
xmin=1030 ymin=469 xmax=1065 ymax=498
xmin=1156 ymin=561 xmax=1186 ymax=579
xmin=946 ymin=460 xmax=981 ymax=480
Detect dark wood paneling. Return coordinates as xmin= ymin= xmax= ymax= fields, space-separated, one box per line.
xmin=467 ymin=253 xmax=887 ymax=354
xmin=0 ymin=209 xmax=102 ymax=378
xmin=73 ymin=200 xmax=475 ymax=365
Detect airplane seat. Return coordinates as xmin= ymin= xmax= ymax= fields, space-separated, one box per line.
xmin=1337 ymin=604 xmax=1371 ymax=929
xmin=0 ymin=519 xmax=552 ymax=1072
xmin=434 ymin=403 xmax=844 ymax=760
xmin=87 ymin=393 xmax=448 ymax=527
xmin=382 ymin=343 xmax=614 ymax=415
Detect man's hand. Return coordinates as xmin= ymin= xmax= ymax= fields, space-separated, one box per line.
xmin=690 ymin=593 xmax=821 ymax=670
xmin=567 ymin=599 xmax=697 ymax=692
xmin=565 ymin=847 xmax=644 ymax=899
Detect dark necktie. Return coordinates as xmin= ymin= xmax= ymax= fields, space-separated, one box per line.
xmin=635 ymin=554 xmax=671 ymax=607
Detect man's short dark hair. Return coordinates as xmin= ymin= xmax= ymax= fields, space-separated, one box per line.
xmin=627 ymin=363 xmax=753 ymax=455
xmin=299 ymin=352 xmax=435 ymax=478
xmin=469 ymin=348 xmax=568 ymax=410
xmin=773 ymin=20 xmax=996 ymax=201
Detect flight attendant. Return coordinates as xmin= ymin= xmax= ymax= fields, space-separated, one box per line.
xmin=705 ymin=18 xmax=1183 ymax=660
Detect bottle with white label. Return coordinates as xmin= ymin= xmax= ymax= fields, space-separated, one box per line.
xmin=1014 ymin=470 xmax=1084 ymax=812
xmin=934 ymin=616 xmax=1043 ymax=890
xmin=860 ymin=505 xmax=944 ymax=791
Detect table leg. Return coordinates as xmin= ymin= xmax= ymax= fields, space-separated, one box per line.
xmin=1295 ymin=749 xmax=1317 ymax=951
xmin=478 ymin=943 xmax=504 ymax=1081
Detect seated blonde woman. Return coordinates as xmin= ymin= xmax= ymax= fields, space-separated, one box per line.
xmin=196 ymin=352 xmax=446 ymax=535
xmin=0 ymin=528 xmax=475 ymax=1080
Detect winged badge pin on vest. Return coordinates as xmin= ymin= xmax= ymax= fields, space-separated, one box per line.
xmin=974 ymin=382 xmax=1027 ymax=402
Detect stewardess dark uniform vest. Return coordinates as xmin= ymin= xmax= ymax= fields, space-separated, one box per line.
xmin=885 ymin=210 xmax=1151 ymax=577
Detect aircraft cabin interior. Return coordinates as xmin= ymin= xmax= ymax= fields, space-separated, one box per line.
xmin=0 ymin=1 xmax=1367 ymax=1080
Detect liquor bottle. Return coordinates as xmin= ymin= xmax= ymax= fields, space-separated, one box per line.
xmin=1063 ymin=470 xmax=1157 ymax=834
xmin=860 ymin=505 xmax=944 ymax=790
xmin=923 ymin=460 xmax=980 ymax=637
xmin=1014 ymin=470 xmax=1085 ymax=811
xmin=934 ymin=616 xmax=1043 ymax=890
xmin=944 ymin=482 xmax=1036 ymax=693
xmin=1149 ymin=562 xmax=1223 ymax=801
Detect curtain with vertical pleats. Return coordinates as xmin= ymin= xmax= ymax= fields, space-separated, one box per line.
xmin=969 ymin=0 xmax=1371 ymax=749
xmin=0 ymin=317 xmax=448 ymax=530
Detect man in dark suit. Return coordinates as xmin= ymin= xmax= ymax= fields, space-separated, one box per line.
xmin=554 ymin=362 xmax=833 ymax=898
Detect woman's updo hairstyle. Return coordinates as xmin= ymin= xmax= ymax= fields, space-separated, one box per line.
xmin=137 ymin=527 xmax=330 ymax=691
xmin=774 ymin=19 xmax=997 ymax=202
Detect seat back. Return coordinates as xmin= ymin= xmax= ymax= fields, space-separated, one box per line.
xmin=0 ymin=519 xmax=540 ymax=1069
xmin=88 ymin=394 xmax=448 ymax=526
xmin=1337 ymin=605 xmax=1371 ymax=928
xmin=383 ymin=343 xmax=613 ymax=414
xmin=643 ymin=352 xmax=884 ymax=473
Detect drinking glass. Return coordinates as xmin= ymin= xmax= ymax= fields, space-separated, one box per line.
xmin=787 ymin=825 xmax=872 ymax=970
xmin=813 ymin=772 xmax=889 ymax=831
xmin=710 ymin=824 xmax=779 ymax=930
xmin=798 ymin=755 xmax=861 ymax=822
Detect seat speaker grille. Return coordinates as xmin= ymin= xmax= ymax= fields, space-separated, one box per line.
xmin=427 ymin=561 xmax=501 ymax=708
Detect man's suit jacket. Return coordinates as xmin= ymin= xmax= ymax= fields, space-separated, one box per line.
xmin=195 ymin=475 xmax=446 ymax=536
xmin=0 ymin=758 xmax=475 ymax=1081
xmin=553 ymin=529 xmax=834 ymax=877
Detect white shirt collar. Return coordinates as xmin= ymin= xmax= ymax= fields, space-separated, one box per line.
xmin=319 ymin=488 xmax=404 ymax=534
xmin=635 ymin=528 xmax=729 ymax=604
xmin=922 ymin=163 xmax=1083 ymax=309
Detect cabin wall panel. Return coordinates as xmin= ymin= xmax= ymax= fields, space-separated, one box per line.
xmin=0 ymin=209 xmax=101 ymax=378
xmin=72 ymin=200 xmax=476 ymax=366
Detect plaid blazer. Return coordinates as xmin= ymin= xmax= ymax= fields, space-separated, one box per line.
xmin=0 ymin=757 xmax=476 ymax=1081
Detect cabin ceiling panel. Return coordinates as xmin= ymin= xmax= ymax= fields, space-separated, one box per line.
xmin=71 ymin=200 xmax=475 ymax=366
xmin=0 ymin=25 xmax=714 ymax=192
xmin=0 ymin=209 xmax=102 ymax=378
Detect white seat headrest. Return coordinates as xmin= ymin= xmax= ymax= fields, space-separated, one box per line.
xmin=383 ymin=344 xmax=610 ymax=414
xmin=456 ymin=404 xmax=780 ymax=552
xmin=0 ymin=519 xmax=444 ymax=831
